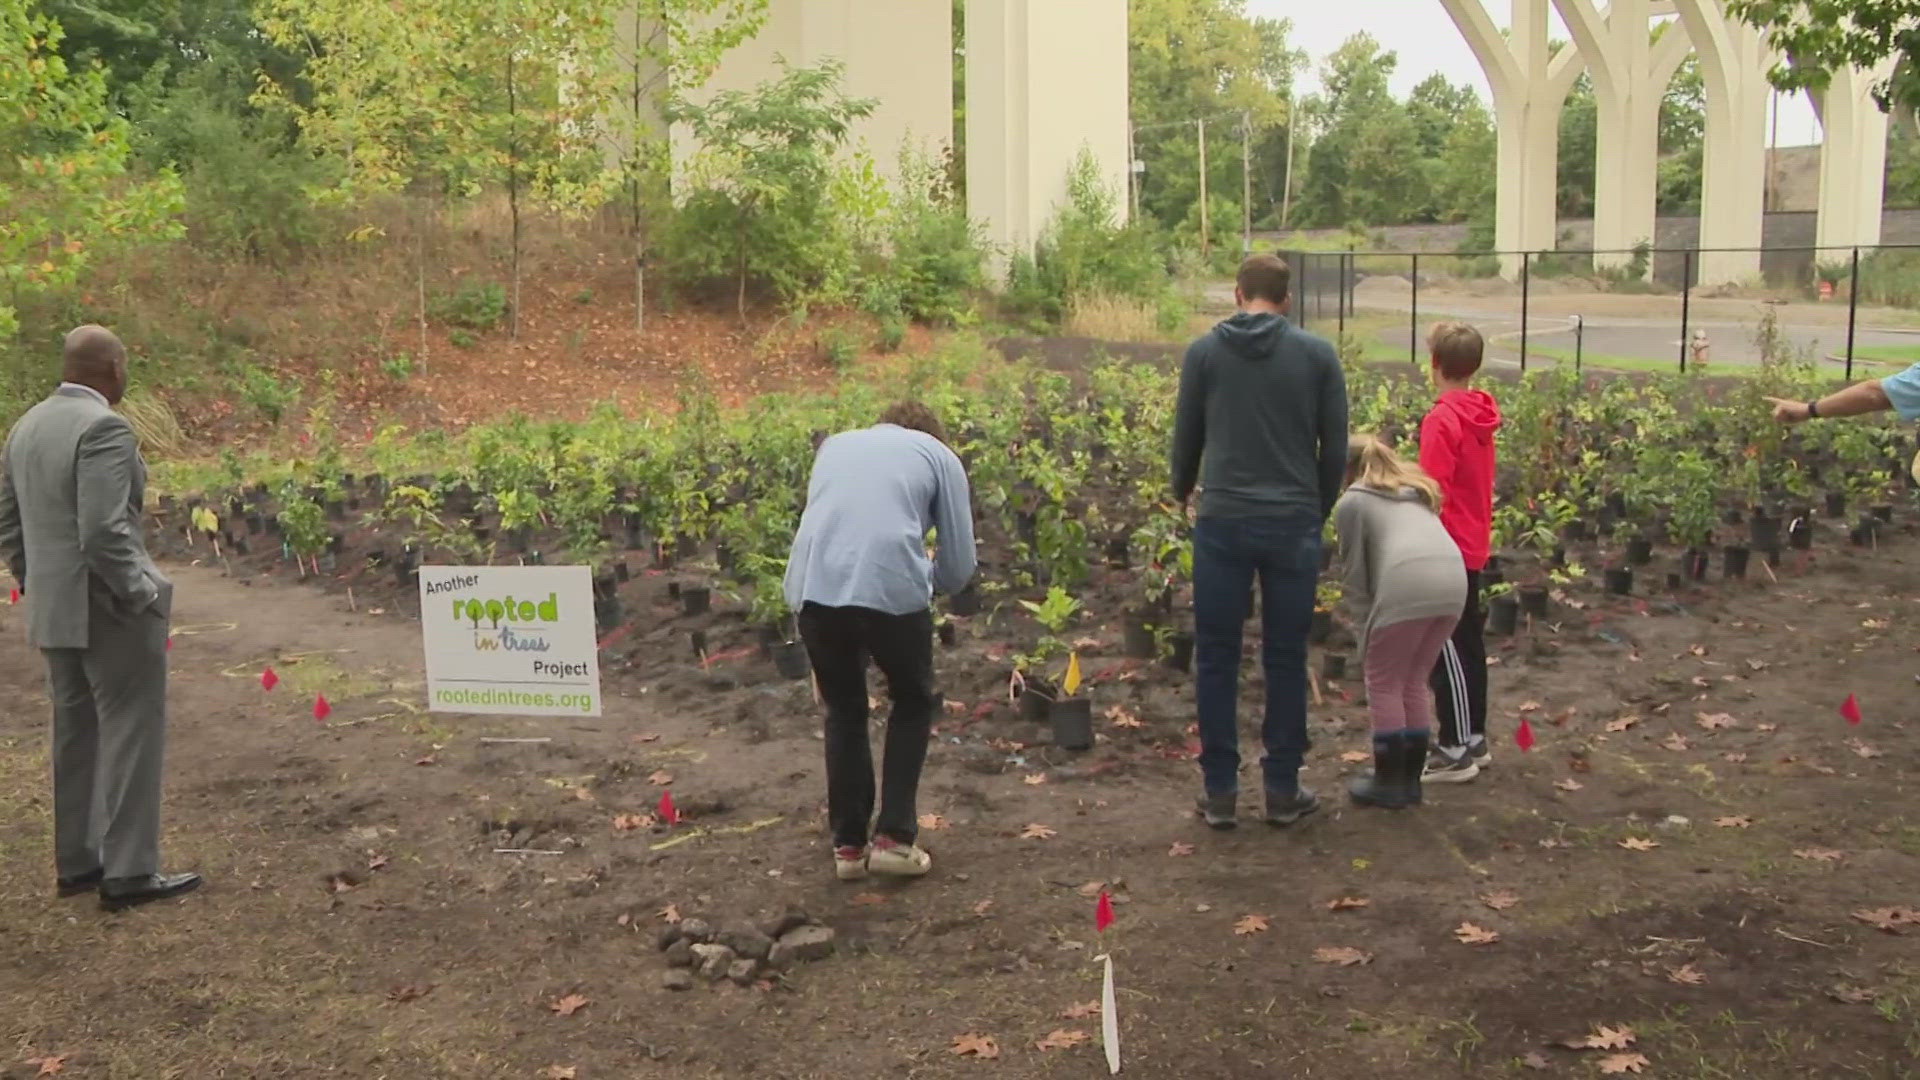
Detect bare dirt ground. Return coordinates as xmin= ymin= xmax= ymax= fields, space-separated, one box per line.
xmin=3 ymin=508 xmax=1920 ymax=1078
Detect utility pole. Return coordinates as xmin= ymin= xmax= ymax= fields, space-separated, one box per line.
xmin=1241 ymin=109 xmax=1253 ymax=253
xmin=1126 ymin=120 xmax=1139 ymax=221
xmin=1197 ymin=117 xmax=1210 ymax=257
xmin=1280 ymin=93 xmax=1296 ymax=229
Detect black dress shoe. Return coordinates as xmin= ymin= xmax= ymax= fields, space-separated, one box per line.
xmin=99 ymin=872 xmax=203 ymax=911
xmin=56 ymin=868 xmax=103 ymax=898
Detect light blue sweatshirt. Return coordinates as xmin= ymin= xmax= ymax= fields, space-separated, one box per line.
xmin=784 ymin=424 xmax=977 ymax=615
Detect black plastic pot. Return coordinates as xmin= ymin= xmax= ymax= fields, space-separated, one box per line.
xmin=1826 ymin=491 xmax=1847 ymax=518
xmin=1851 ymin=519 xmax=1877 ymax=547
xmin=1564 ymin=519 xmax=1590 ymax=543
xmin=1604 ymin=492 xmax=1627 ymax=519
xmin=1518 ymin=584 xmax=1549 ymax=620
xmin=937 ymin=620 xmax=958 ymax=647
xmin=653 ymin=543 xmax=675 ymax=570
xmin=681 ymin=586 xmax=711 ymax=616
xmin=690 ymin=630 xmax=708 ymax=659
xmin=1104 ymin=536 xmax=1130 ymax=569
xmin=1310 ymin=608 xmax=1334 ymax=645
xmin=327 ymin=533 xmax=344 ymax=556
xmin=1749 ymin=514 xmax=1780 ymax=550
xmin=1723 ymin=545 xmax=1750 ymax=580
xmin=594 ymin=595 xmax=622 ymax=634
xmin=1321 ymin=653 xmax=1347 ymax=681
xmin=676 ymin=535 xmax=700 ymax=560
xmin=1123 ymin=613 xmax=1157 ymax=659
xmin=1481 ymin=567 xmax=1505 ymax=590
xmin=1666 ymin=572 xmax=1683 ymax=591
xmin=1550 ymin=545 xmax=1567 ymax=568
xmin=1051 ymin=696 xmax=1094 ymax=751
xmin=949 ymin=585 xmax=981 ymax=617
xmin=246 ymin=512 xmax=266 ymax=536
xmin=1487 ymin=594 xmax=1520 ymax=636
xmin=1605 ymin=567 xmax=1632 ymax=596
xmin=1019 ymin=680 xmax=1053 ymax=724
xmin=771 ymin=640 xmax=810 ymax=680
xmin=1873 ymin=503 xmax=1895 ymax=523
xmin=716 ymin=545 xmax=736 ymax=575
xmin=614 ymin=561 xmax=630 ymax=583
xmin=526 ymin=550 xmax=545 ymax=566
xmin=1763 ymin=543 xmax=1782 ymax=568
xmin=1788 ymin=517 xmax=1813 ymax=551
xmin=1165 ymin=632 xmax=1195 ymax=673
xmin=1625 ymin=536 xmax=1654 ymax=566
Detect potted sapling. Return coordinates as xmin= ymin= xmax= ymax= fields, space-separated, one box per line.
xmin=1666 ymin=451 xmax=1718 ymax=582
xmin=1311 ymin=579 xmax=1342 ymax=645
xmin=750 ymin=587 xmax=809 ymax=681
xmin=1484 ymin=581 xmax=1520 ymax=637
xmin=1013 ymin=587 xmax=1080 ymax=723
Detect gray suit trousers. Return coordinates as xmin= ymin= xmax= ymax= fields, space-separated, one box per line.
xmin=43 ymin=599 xmax=169 ymax=880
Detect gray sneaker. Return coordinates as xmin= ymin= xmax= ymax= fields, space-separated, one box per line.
xmin=1195 ymin=792 xmax=1238 ymax=831
xmin=1423 ymin=745 xmax=1482 ymax=784
xmin=1264 ymin=787 xmax=1322 ymax=827
xmin=1467 ymin=740 xmax=1492 ymax=769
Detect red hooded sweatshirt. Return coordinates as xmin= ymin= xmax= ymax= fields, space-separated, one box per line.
xmin=1418 ymin=389 xmax=1503 ymax=571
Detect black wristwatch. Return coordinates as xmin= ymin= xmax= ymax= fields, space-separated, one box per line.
xmin=1806 ymin=399 xmax=1821 ymax=419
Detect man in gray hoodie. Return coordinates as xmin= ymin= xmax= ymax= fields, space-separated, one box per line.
xmin=1171 ymin=255 xmax=1349 ymax=829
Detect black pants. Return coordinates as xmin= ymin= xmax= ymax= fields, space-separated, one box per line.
xmin=1428 ymin=569 xmax=1487 ymax=750
xmin=798 ymin=603 xmax=938 ymax=848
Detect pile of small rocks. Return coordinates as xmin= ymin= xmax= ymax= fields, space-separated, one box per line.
xmin=657 ymin=906 xmax=835 ymax=991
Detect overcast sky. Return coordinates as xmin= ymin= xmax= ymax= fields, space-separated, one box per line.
xmin=1246 ymin=0 xmax=1824 ymax=147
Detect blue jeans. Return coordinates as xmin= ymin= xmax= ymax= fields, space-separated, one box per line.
xmin=1192 ymin=512 xmax=1322 ymax=796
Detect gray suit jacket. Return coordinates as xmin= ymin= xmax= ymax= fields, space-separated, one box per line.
xmin=0 ymin=386 xmax=171 ymax=649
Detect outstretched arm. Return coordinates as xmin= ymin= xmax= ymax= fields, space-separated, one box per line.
xmin=76 ymin=416 xmax=156 ymax=610
xmin=929 ymin=445 xmax=977 ymax=596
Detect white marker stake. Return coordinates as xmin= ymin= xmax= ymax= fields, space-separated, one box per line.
xmin=1100 ymin=953 xmax=1120 ymax=1074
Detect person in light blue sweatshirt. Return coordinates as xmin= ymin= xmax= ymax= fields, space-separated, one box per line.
xmin=785 ymin=402 xmax=976 ymax=882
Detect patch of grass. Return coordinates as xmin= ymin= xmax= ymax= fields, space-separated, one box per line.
xmin=1065 ymin=292 xmax=1176 ymax=343
xmin=1834 ymin=343 xmax=1918 ymax=365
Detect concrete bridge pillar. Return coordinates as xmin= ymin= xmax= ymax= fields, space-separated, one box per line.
xmin=1813 ymin=59 xmax=1899 ymax=254
xmin=1674 ymin=0 xmax=1771 ymax=286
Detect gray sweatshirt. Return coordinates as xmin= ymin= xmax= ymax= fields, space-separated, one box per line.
xmin=1170 ymin=312 xmax=1349 ymax=520
xmin=784 ymin=424 xmax=976 ymax=616
xmin=1333 ymin=484 xmax=1467 ymax=653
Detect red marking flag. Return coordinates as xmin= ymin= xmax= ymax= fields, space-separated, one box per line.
xmin=261 ymin=666 xmax=279 ymax=691
xmin=1841 ymin=694 xmax=1863 ymax=726
xmin=313 ymin=694 xmax=332 ymax=723
xmin=658 ymin=789 xmax=680 ymax=825
xmin=1095 ymin=890 xmax=1115 ymax=933
xmin=1515 ymin=718 xmax=1536 ymax=752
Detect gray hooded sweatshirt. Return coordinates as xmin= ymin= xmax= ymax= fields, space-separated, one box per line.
xmin=1333 ymin=484 xmax=1467 ymax=656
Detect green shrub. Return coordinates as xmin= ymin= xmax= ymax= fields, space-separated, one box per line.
xmin=1001 ymin=152 xmax=1178 ymax=331
xmin=819 ymin=328 xmax=859 ymax=370
xmin=876 ymin=318 xmax=907 ymax=353
xmin=449 ymin=328 xmax=478 ymax=349
xmin=883 ymin=151 xmax=986 ymax=326
xmin=430 ymin=280 xmax=509 ymax=330
xmin=240 ymin=366 xmax=297 ymax=422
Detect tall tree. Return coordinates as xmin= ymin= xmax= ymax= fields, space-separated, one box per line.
xmin=0 ymin=0 xmax=182 ymax=360
xmin=1727 ymin=0 xmax=1920 ymax=112
xmin=1129 ymin=0 xmax=1301 ymax=233
xmin=1296 ymin=33 xmax=1427 ymax=228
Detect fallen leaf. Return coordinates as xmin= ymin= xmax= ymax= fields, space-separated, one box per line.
xmin=849 ymin=892 xmax=887 ymax=907
xmin=1793 ymin=848 xmax=1845 ymax=863
xmin=572 ymin=787 xmax=596 ymax=802
xmin=918 ymin=813 xmax=950 ymax=831
xmin=616 ymin=913 xmax=631 ymax=927
xmin=1167 ymin=841 xmax=1195 ymax=857
xmin=1023 ymin=773 xmax=1048 ymax=786
xmin=1104 ymin=705 xmax=1143 ymax=729
xmin=1454 ymin=922 xmax=1500 ymax=946
xmin=1662 ymin=733 xmax=1690 ymax=752
xmin=1848 ymin=740 xmax=1883 ymax=759
xmin=1722 ymin=752 xmax=1749 ymax=763
xmin=1035 ymin=1029 xmax=1090 ymax=1051
xmin=1667 ymin=963 xmax=1706 ymax=985
xmin=326 ymin=872 xmax=359 ymax=893
xmin=647 ymin=770 xmax=674 ymax=786
xmin=612 ymin=813 xmax=654 ymax=831
xmin=1339 ymin=750 xmax=1370 ymax=764
xmin=1075 ymin=881 xmax=1106 ymax=898
xmin=1312 ymin=945 xmax=1372 ymax=965
xmin=1756 ymin=722 xmax=1778 ymax=733
xmin=1689 ymin=644 xmax=1708 ymax=657
xmin=1555 ymin=778 xmax=1584 ymax=792
xmin=1828 ymin=984 xmax=1876 ymax=1004
xmin=1605 ymin=716 xmax=1641 ymax=733
xmin=366 ymin=853 xmax=389 ymax=871
xmin=548 ymin=994 xmax=590 ymax=1017
xmin=1714 ymin=816 xmax=1753 ymax=829
xmin=950 ymin=1033 xmax=1000 ymax=1059
xmin=1852 ymin=907 xmax=1920 ymax=932
xmin=973 ymin=900 xmax=995 ymax=916
xmin=540 ymin=1067 xmax=577 ymax=1080
xmin=1695 ymin=712 xmax=1738 ymax=730
xmin=1864 ymin=618 xmax=1890 ymax=630
xmin=1566 ymin=1025 xmax=1637 ymax=1051
xmin=1063 ymin=1001 xmax=1102 ymax=1019
xmin=657 ymin=904 xmax=682 ymax=924
xmin=1619 ymin=837 xmax=1660 ymax=851
xmin=1518 ymin=700 xmax=1542 ymax=712
xmin=1521 ymin=1050 xmax=1552 ymax=1071
xmin=1599 ymin=1052 xmax=1651 ymax=1074
xmin=1233 ymin=914 xmax=1270 ymax=935
xmin=26 ymin=1057 xmax=65 ymax=1078
xmin=1019 ymin=823 xmax=1056 ymax=840
xmin=413 ymin=754 xmax=437 ymax=766
xmin=1327 ymin=896 xmax=1371 ymax=912
xmin=632 ymin=733 xmax=661 ymax=743
xmin=1746 ymin=658 xmax=1769 ymax=671
xmin=1480 ymin=890 xmax=1521 ymax=911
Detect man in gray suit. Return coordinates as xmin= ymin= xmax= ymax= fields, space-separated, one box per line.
xmin=0 ymin=326 xmax=201 ymax=910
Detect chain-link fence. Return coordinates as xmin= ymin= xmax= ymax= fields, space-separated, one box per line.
xmin=1277 ymin=244 xmax=1920 ymax=382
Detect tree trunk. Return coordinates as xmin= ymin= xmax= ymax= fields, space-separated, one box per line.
xmin=507 ymin=51 xmax=522 ymax=342
xmin=415 ymin=197 xmax=429 ymax=374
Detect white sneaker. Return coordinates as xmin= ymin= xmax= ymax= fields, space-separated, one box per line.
xmin=833 ymin=845 xmax=869 ymax=881
xmin=867 ymin=837 xmax=932 ymax=877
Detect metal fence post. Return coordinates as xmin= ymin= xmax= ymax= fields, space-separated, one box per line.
xmin=1680 ymin=249 xmax=1694 ymax=373
xmin=1846 ymin=246 xmax=1861 ymax=382
xmin=1338 ymin=251 xmax=1348 ymax=338
xmin=1410 ymin=253 xmax=1420 ymax=365
xmin=1519 ymin=251 xmax=1531 ymax=373
xmin=1574 ymin=314 xmax=1584 ymax=374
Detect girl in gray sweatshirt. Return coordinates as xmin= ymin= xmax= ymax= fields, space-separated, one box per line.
xmin=1332 ymin=435 xmax=1467 ymax=809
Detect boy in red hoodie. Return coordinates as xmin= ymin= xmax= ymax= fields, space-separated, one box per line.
xmin=1418 ymin=323 xmax=1502 ymax=782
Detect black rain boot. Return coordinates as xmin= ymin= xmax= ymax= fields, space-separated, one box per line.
xmin=1401 ymin=729 xmax=1430 ymax=807
xmin=1348 ymin=732 xmax=1415 ymax=809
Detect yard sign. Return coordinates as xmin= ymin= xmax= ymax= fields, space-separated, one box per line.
xmin=419 ymin=565 xmax=602 ymax=717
